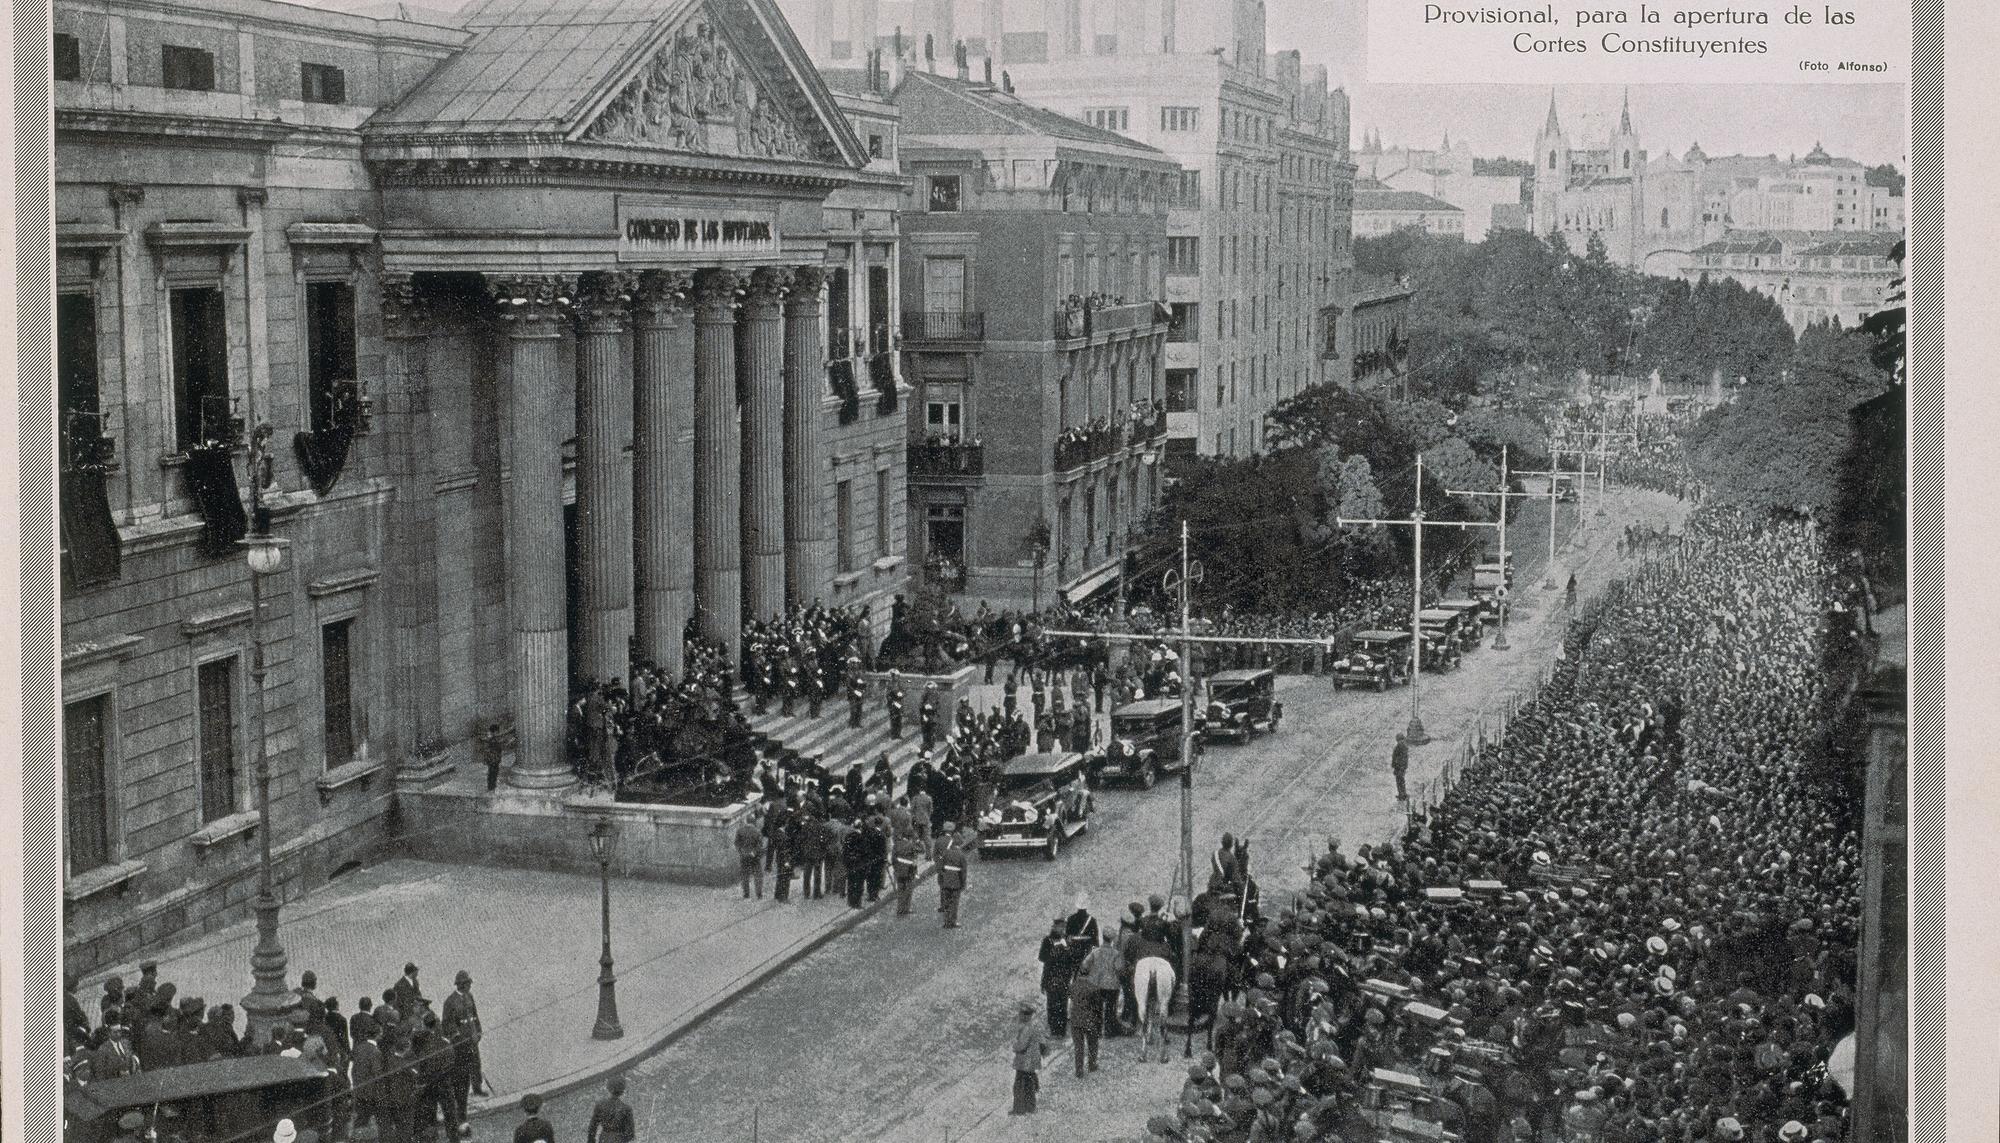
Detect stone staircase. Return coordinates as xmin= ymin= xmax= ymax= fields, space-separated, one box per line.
xmin=734 ymin=687 xmax=932 ymax=786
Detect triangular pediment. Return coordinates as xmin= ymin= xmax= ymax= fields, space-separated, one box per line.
xmin=575 ymin=0 xmax=860 ymax=167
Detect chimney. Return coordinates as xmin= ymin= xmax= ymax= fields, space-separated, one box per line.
xmin=983 ymin=56 xmax=993 ymax=85
xmin=1002 ymin=70 xmax=1013 ymax=94
xmin=956 ymin=40 xmax=970 ymax=81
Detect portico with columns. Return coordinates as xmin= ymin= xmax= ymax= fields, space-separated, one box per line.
xmin=363 ymin=0 xmax=902 ymax=790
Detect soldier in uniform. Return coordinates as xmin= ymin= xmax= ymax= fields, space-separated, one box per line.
xmin=440 ymin=971 xmax=483 ymax=1133
xmin=1003 ymin=672 xmax=1019 ymax=719
xmin=1031 ymin=670 xmax=1047 ymax=718
xmin=807 ymin=661 xmax=826 ymax=719
xmin=937 ymin=828 xmax=968 ymax=928
xmin=887 ymin=680 xmax=906 ymax=739
xmin=919 ymin=687 xmax=941 ymax=752
xmin=753 ymin=642 xmax=776 ymax=715
xmin=780 ymin=656 xmax=801 ymax=716
xmin=847 ymin=671 xmax=866 ymax=728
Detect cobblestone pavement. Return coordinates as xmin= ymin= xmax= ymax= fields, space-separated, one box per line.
xmin=519 ymin=489 xmax=1689 ymax=1143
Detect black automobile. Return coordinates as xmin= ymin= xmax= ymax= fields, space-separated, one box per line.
xmin=1198 ymin=668 xmax=1283 ymax=744
xmin=67 ymin=1056 xmax=336 ymax=1143
xmin=977 ymin=751 xmax=1095 ymax=860
xmin=1093 ymin=698 xmax=1189 ymax=788
xmin=1418 ymin=609 xmax=1470 ymax=667
xmin=1333 ymin=631 xmax=1412 ymax=690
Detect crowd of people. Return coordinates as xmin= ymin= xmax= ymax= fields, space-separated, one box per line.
xmin=1135 ymin=506 xmax=1862 ymax=1143
xmin=563 ymin=635 xmax=753 ymax=796
xmin=741 ymin=603 xmax=871 ymax=718
xmin=67 ymin=960 xmax=488 ymax=1143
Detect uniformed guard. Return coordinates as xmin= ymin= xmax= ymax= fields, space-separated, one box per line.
xmin=887 ymin=681 xmax=906 ymax=739
xmin=847 ymin=672 xmax=867 ymax=728
xmin=937 ymin=828 xmax=968 ymax=928
xmin=920 ymin=687 xmax=941 ymax=752
xmin=781 ymin=656 xmax=802 ymax=716
xmin=1031 ymin=671 xmax=1047 ymax=717
xmin=1003 ymin=672 xmax=1019 ymax=719
xmin=808 ymin=663 xmax=825 ymax=719
xmin=892 ymin=830 xmax=921 ymax=915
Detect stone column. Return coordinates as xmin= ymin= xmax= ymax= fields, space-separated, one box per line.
xmin=783 ymin=265 xmax=829 ymax=609
xmin=488 ymin=273 xmax=575 ymax=790
xmin=572 ymin=272 xmax=638 ymax=688
xmin=739 ymin=266 xmax=790 ymax=624
xmin=693 ymin=268 xmax=744 ymax=667
xmin=381 ymin=275 xmax=445 ymax=772
xmin=632 ymin=270 xmax=696 ymax=676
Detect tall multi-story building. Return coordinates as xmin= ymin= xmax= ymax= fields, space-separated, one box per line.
xmin=784 ymin=0 xmax=1357 ymax=463
xmin=1357 ymin=134 xmax=1523 ymax=242
xmin=891 ymin=67 xmax=1172 ymax=608
xmin=55 ymin=0 xmax=909 ymax=970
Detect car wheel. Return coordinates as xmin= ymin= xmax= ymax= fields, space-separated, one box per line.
xmin=1045 ymin=831 xmax=1062 ymax=861
xmin=1140 ymin=761 xmax=1157 ymax=789
xmin=1375 ymin=677 xmax=1387 ymax=693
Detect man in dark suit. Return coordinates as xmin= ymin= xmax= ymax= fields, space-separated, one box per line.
xmin=441 ymin=970 xmax=485 ymax=1118
xmin=92 ymin=1025 xmax=138 ymax=1079
xmin=937 ymin=830 xmax=968 ymax=929
xmin=586 ymin=1076 xmax=636 ymax=1143
xmin=841 ymin=820 xmax=871 ymax=909
xmin=392 ymin=964 xmax=425 ymax=1019
xmin=512 ymin=1094 xmax=555 ymax=1143
xmin=348 ymin=1016 xmax=384 ymax=1142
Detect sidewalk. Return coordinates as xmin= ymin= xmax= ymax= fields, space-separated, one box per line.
xmin=78 ymin=854 xmax=930 ymax=1116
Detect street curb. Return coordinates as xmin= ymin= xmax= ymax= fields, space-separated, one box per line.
xmin=466 ymin=860 xmax=939 ymax=1120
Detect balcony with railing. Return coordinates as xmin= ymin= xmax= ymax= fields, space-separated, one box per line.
xmin=1053 ymin=296 xmax=1169 ymax=341
xmin=1052 ymin=420 xmax=1119 ymax=471
xmin=909 ymin=438 xmax=986 ymax=478
xmin=1133 ymin=401 xmax=1168 ymax=442
xmin=903 ymin=310 xmax=986 ymax=343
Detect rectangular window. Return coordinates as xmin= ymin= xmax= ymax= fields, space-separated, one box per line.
xmin=162 ymin=44 xmax=216 ymax=92
xmin=1161 ymin=106 xmax=1200 ymax=132
xmin=1174 ymin=170 xmax=1202 ymax=209
xmin=1166 ymin=368 xmax=1196 ymax=412
xmin=1084 ymin=107 xmax=1129 ymax=132
xmin=197 ymin=657 xmax=238 ymax=824
xmin=55 ymin=32 xmax=81 ymax=81
xmin=304 ymin=280 xmax=356 ymax=435
xmin=923 ymin=256 xmax=967 ymax=313
xmin=875 ymin=470 xmax=893 ymax=558
xmin=1057 ymin=252 xmax=1075 ymax=298
xmin=1093 ymin=33 xmax=1118 ymax=55
xmin=1166 ymin=237 xmax=1201 ymax=276
xmin=58 ymin=292 xmax=101 ymax=450
xmin=322 ymin=620 xmax=355 ymax=767
xmin=928 ymin=175 xmax=962 ymax=213
xmin=868 ymin=133 xmax=885 ymax=160
xmin=836 ymin=480 xmax=855 ymax=572
xmin=170 ymin=285 xmax=230 ymax=452
xmin=925 ymin=501 xmax=966 ymax=563
xmin=1168 ymin=302 xmax=1199 ymax=343
xmin=300 ymin=62 xmax=346 ymax=104
xmin=65 ymin=695 xmax=113 ymax=874
xmin=925 ymin=387 xmax=964 ymax=438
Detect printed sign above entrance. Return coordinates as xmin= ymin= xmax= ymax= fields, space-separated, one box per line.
xmin=617 ymin=195 xmax=781 ymax=262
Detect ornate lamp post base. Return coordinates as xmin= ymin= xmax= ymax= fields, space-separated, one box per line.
xmin=1405 ymin=715 xmax=1430 ymax=746
xmin=592 ymin=955 xmax=624 ymax=1041
xmin=239 ymin=893 xmax=298 ymax=1046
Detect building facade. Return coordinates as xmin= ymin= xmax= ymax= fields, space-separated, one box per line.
xmin=892 ymin=68 xmax=1172 ymax=609
xmin=1530 ymin=93 xmax=1904 ymax=278
xmin=1358 ymin=134 xmax=1523 ymax=242
xmin=1352 ymin=183 xmax=1466 ymax=240
xmin=1680 ymin=232 xmax=1901 ymax=332
xmin=56 ymin=0 xmax=909 ymax=970
xmin=1348 ymin=276 xmax=1414 ymax=392
xmin=785 ymin=0 xmax=1357 ymax=463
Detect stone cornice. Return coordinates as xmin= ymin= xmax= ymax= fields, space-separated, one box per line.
xmin=57 ymin=107 xmax=354 ymax=147
xmin=363 ymin=152 xmax=849 ymax=194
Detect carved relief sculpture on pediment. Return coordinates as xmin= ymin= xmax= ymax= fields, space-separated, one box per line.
xmin=584 ymin=17 xmax=822 ymax=162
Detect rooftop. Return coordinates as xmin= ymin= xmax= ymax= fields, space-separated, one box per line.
xmin=892 ymin=69 xmax=1169 ymax=161
xmin=1355 ymin=188 xmax=1461 ymax=214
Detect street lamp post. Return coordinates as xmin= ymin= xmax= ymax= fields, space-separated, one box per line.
xmin=239 ymin=427 xmax=298 ymax=1047
xmin=589 ymin=819 xmax=624 ymax=1040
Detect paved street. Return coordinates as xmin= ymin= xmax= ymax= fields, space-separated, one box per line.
xmin=519 ymin=487 xmax=1688 ymax=1143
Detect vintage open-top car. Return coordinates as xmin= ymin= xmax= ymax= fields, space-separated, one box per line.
xmin=1472 ymin=559 xmax=1513 ymax=595
xmin=1092 ymin=698 xmax=1188 ymax=788
xmin=1198 ymin=668 xmax=1283 ymax=744
xmin=978 ymin=750 xmax=1095 ymax=859
xmin=1332 ymin=630 xmax=1412 ymax=690
xmin=1418 ymin=609 xmax=1472 ymax=666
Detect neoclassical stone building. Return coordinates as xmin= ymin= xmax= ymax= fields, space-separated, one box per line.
xmin=56 ymin=0 xmax=910 ymax=969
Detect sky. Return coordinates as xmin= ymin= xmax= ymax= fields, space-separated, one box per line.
xmin=1264 ymin=0 xmax=1908 ymax=169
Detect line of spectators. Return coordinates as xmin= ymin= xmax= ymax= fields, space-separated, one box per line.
xmin=1146 ymin=505 xmax=1863 ymax=1143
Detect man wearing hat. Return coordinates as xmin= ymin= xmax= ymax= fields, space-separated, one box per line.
xmin=936 ymin=828 xmax=968 ymax=929
xmin=512 ymin=1095 xmax=554 ymax=1143
xmin=1390 ymin=732 xmax=1410 ymax=802
xmin=1008 ymin=999 xmax=1050 ymax=1115
xmin=586 ymin=1076 xmax=635 ymax=1143
xmin=441 ymin=970 xmax=484 ymax=1129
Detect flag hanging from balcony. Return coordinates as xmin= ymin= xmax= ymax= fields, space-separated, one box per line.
xmin=183 ymin=443 xmax=249 ymax=557
xmin=59 ymin=470 xmax=121 ymax=588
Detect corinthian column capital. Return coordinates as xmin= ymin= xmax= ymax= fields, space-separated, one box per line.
xmin=381 ymin=272 xmax=430 ymax=333
xmin=694 ymin=268 xmax=745 ymax=318
xmin=746 ymin=266 xmax=794 ymax=309
xmin=486 ymin=273 xmax=576 ymax=334
xmin=787 ymin=265 xmax=828 ymax=310
xmin=633 ymin=270 xmax=695 ymax=328
xmin=573 ymin=271 xmax=640 ymax=334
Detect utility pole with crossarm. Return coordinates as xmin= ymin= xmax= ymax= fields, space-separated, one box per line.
xmin=1445 ymin=444 xmax=1523 ymax=651
xmin=1336 ymin=453 xmax=1498 ymax=747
